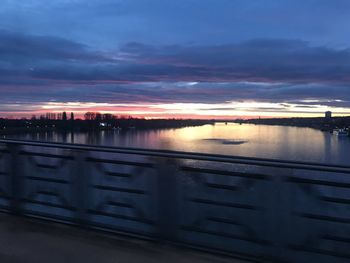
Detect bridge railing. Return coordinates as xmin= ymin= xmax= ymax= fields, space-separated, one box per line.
xmin=0 ymin=139 xmax=350 ymax=263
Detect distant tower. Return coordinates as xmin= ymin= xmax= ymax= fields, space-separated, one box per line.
xmin=325 ymin=111 xmax=332 ymax=120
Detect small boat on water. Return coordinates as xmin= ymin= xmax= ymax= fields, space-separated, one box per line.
xmin=333 ymin=129 xmax=349 ymax=137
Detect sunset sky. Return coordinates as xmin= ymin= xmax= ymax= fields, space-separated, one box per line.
xmin=1 ymin=0 xmax=350 ymax=119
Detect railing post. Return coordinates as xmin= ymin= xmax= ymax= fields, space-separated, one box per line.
xmin=72 ymin=149 xmax=89 ymax=226
xmin=7 ymin=143 xmax=23 ymax=215
xmin=156 ymin=157 xmax=179 ymax=242
xmin=259 ymin=167 xmax=294 ymax=262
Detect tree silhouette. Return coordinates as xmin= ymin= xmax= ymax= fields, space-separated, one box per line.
xmin=84 ymin=112 xmax=96 ymax=120
xmin=62 ymin=111 xmax=67 ymax=121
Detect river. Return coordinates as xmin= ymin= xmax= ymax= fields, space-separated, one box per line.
xmin=5 ymin=123 xmax=350 ymax=165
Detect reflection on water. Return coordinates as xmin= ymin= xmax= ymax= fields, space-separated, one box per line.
xmin=7 ymin=123 xmax=350 ymax=165
xmin=202 ymin=138 xmax=248 ymax=145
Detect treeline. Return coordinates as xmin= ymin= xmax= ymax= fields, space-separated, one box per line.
xmin=0 ymin=112 xmax=214 ymax=134
xmin=31 ymin=112 xmax=73 ymax=121
xmin=29 ymin=111 xmax=153 ymax=121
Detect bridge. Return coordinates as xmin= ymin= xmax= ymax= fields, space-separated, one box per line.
xmin=0 ymin=139 xmax=350 ymax=262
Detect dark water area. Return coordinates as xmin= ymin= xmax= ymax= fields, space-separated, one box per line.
xmin=4 ymin=123 xmax=350 ymax=165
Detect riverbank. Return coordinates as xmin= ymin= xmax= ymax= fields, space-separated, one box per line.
xmin=235 ymin=116 xmax=350 ymax=133
xmin=0 ymin=118 xmax=214 ymax=136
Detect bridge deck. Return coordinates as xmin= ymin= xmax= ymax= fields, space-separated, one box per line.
xmin=0 ymin=213 xmax=248 ymax=263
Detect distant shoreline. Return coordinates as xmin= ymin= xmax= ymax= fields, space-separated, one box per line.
xmin=1 ymin=116 xmax=350 ymax=136
xmin=232 ymin=116 xmax=350 ymax=132
xmin=0 ymin=118 xmax=215 ymax=136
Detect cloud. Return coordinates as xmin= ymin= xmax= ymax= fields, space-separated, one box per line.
xmin=0 ymin=30 xmax=112 ymax=63
xmin=1 ymin=31 xmax=350 ymax=114
xmin=2 ymin=31 xmax=350 ymax=85
xmin=118 ymin=39 xmax=350 ymax=84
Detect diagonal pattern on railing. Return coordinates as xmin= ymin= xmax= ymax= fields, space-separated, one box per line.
xmin=0 ymin=139 xmax=350 ymax=263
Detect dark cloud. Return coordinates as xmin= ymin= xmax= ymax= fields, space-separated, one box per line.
xmin=1 ymin=31 xmax=350 ymax=110
xmin=2 ymin=31 xmax=350 ymax=85
xmin=119 ymin=40 xmax=350 ymax=84
xmin=2 ymin=31 xmax=350 ymax=84
xmin=0 ymin=30 xmax=114 ymax=68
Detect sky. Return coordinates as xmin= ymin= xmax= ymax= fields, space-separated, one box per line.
xmin=1 ymin=0 xmax=350 ymax=119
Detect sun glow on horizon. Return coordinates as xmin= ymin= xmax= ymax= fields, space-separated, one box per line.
xmin=1 ymin=100 xmax=349 ymax=119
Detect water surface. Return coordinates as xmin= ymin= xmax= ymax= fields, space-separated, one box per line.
xmin=6 ymin=123 xmax=350 ymax=165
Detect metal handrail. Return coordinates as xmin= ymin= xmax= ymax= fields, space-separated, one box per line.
xmin=1 ymin=138 xmax=350 ymax=262
xmin=1 ymin=138 xmax=350 ymax=174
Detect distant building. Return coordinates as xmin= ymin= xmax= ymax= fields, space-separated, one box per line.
xmin=325 ymin=111 xmax=332 ymax=119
